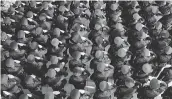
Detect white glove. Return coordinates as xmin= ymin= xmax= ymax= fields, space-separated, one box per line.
xmin=27 ymin=94 xmax=32 ymax=97
xmin=53 ymin=91 xmax=60 ymax=95
xmin=14 ymin=60 xmax=20 ymax=63
xmin=43 ymin=30 xmax=48 ymax=33
xmin=105 ymin=64 xmax=109 ymax=67
xmin=60 ymin=30 xmax=65 ymax=33
xmin=81 ymin=36 xmax=86 ymax=40
xmin=80 ymin=67 xmax=85 ymax=71
xmin=36 ymin=2 xmax=41 ymax=4
xmin=148 ymin=76 xmax=156 ymax=80
xmin=107 ymin=82 xmax=113 ymax=86
xmin=23 ymin=30 xmax=30 ymax=34
xmin=38 ymin=45 xmax=43 ymax=48
xmin=35 ymin=56 xmax=42 ymax=60
xmin=10 ymin=19 xmax=15 ymax=22
xmin=80 ymin=52 xmax=86 ymax=55
xmin=55 ymin=68 xmax=60 ymax=72
xmin=8 ymin=74 xmax=15 ymax=79
xmin=59 ymin=41 xmax=63 ymax=44
xmin=79 ymin=90 xmax=85 ymax=94
xmin=46 ymin=16 xmax=52 ymax=19
xmin=31 ymin=75 xmax=36 ymax=78
xmin=168 ymin=81 xmax=172 ymax=87
xmin=61 ymin=62 xmax=65 ymax=65
xmin=6 ymin=34 xmax=12 ymax=37
xmin=27 ymin=18 xmax=33 ymax=22
xmin=3 ymin=91 xmax=12 ymax=96
xmin=80 ymin=24 xmax=85 ymax=28
xmin=18 ymin=43 xmax=26 ymax=46
xmin=33 ymin=13 xmax=37 ymax=16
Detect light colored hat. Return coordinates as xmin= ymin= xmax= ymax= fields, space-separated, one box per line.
xmin=165 ymin=46 xmax=172 ymax=55
xmin=125 ymin=77 xmax=135 ymax=88
xmin=51 ymin=38 xmax=60 ymax=47
xmin=133 ymin=13 xmax=142 ymax=20
xmin=46 ymin=69 xmax=56 ymax=78
xmin=142 ymin=63 xmax=153 ymax=74
xmin=19 ymin=94 xmax=28 ymax=99
xmin=1 ymin=74 xmax=8 ymax=84
xmin=114 ymin=37 xmax=124 ymax=46
xmin=142 ymin=48 xmax=151 ymax=57
xmin=99 ymin=81 xmax=109 ymax=91
xmin=135 ymin=23 xmax=144 ymax=31
xmin=6 ymin=58 xmax=15 ymax=68
xmin=117 ymin=48 xmax=127 ymax=57
xmin=50 ymin=56 xmax=59 ymax=64
xmin=121 ymin=65 xmax=130 ymax=74
xmin=110 ymin=3 xmax=119 ymax=11
xmin=95 ymin=50 xmax=104 ymax=59
xmin=115 ymin=23 xmax=125 ymax=31
xmin=70 ymin=89 xmax=80 ymax=99
xmin=97 ymin=62 xmax=106 ymax=72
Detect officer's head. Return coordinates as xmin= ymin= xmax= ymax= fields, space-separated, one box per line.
xmin=44 ymin=92 xmax=54 ymax=99
xmin=95 ymin=35 xmax=104 ymax=45
xmin=27 ymin=54 xmax=35 ymax=63
xmin=114 ymin=36 xmax=124 ymax=47
xmin=51 ymin=38 xmax=60 ymax=48
xmin=52 ymin=28 xmax=61 ymax=37
xmin=26 ymin=11 xmax=33 ymax=18
xmin=99 ymin=81 xmax=109 ymax=91
xmin=168 ymin=69 xmax=172 ymax=79
xmin=50 ymin=55 xmax=59 ymax=65
xmin=110 ymin=3 xmax=119 ymax=11
xmin=19 ymin=94 xmax=28 ymax=99
xmin=117 ymin=48 xmax=127 ymax=58
xmin=71 ymin=32 xmax=82 ymax=43
xmin=46 ymin=69 xmax=56 ymax=78
xmin=10 ymin=41 xmax=18 ymax=51
xmin=17 ymin=30 xmax=25 ymax=40
xmin=4 ymin=17 xmax=11 ymax=25
xmin=39 ymin=13 xmax=47 ymax=21
xmin=71 ymin=51 xmax=82 ymax=60
xmin=1 ymin=74 xmax=8 ymax=84
xmin=141 ymin=48 xmax=151 ymax=57
xmin=94 ymin=50 xmax=104 ymax=59
xmin=165 ymin=46 xmax=172 ymax=55
xmin=125 ymin=77 xmax=135 ymax=88
xmin=97 ymin=62 xmax=106 ymax=72
xmin=73 ymin=67 xmax=83 ymax=76
xmin=150 ymin=78 xmax=160 ymax=90
xmin=142 ymin=63 xmax=153 ymax=74
xmin=29 ymin=41 xmax=38 ymax=50
xmin=6 ymin=58 xmax=15 ymax=68
xmin=1 ymin=31 xmax=7 ymax=41
xmin=70 ymin=89 xmax=80 ymax=99
xmin=121 ymin=65 xmax=131 ymax=75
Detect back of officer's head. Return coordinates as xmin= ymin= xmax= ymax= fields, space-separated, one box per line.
xmin=10 ymin=41 xmax=18 ymax=50
xmin=70 ymin=89 xmax=80 ymax=99
xmin=46 ymin=69 xmax=56 ymax=78
xmin=19 ymin=94 xmax=28 ymax=99
xmin=99 ymin=81 xmax=109 ymax=91
xmin=6 ymin=58 xmax=15 ymax=68
xmin=44 ymin=92 xmax=54 ymax=99
xmin=150 ymin=78 xmax=160 ymax=90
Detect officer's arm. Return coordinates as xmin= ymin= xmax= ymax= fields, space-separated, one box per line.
xmin=159 ymin=81 xmax=168 ymax=91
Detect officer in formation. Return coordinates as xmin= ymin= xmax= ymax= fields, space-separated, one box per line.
xmin=1 ymin=1 xmax=172 ymax=99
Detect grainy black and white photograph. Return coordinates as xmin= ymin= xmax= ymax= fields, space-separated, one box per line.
xmin=1 ymin=0 xmax=172 ymax=99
